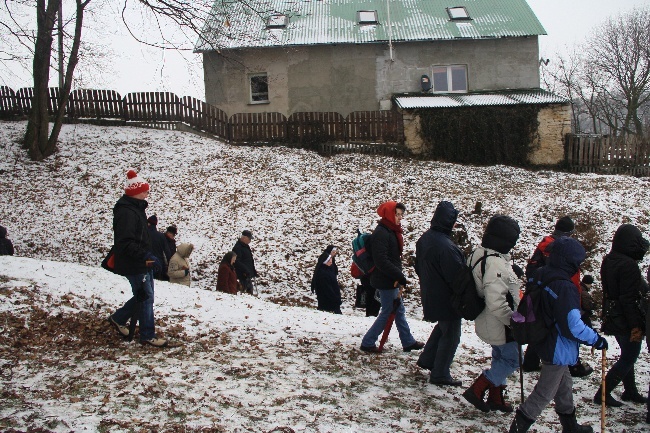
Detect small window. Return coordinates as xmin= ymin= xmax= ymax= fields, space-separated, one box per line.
xmin=358 ymin=10 xmax=378 ymax=25
xmin=267 ymin=14 xmax=288 ymax=29
xmin=447 ymin=6 xmax=471 ymax=20
xmin=431 ymin=65 xmax=467 ymax=93
xmin=249 ymin=73 xmax=269 ymax=103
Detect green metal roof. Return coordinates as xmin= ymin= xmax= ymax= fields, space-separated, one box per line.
xmin=195 ymin=0 xmax=546 ymax=51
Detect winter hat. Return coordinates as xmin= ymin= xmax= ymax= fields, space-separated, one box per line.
xmin=548 ymin=237 xmax=586 ymax=275
xmin=431 ymin=201 xmax=458 ymax=232
xmin=554 ymin=216 xmax=575 ymax=235
xmin=124 ymin=169 xmax=150 ymax=197
xmin=242 ymin=230 xmax=253 ymax=239
xmin=166 ymin=225 xmax=177 ymax=235
xmin=376 ymin=201 xmax=398 ymax=224
xmin=481 ymin=215 xmax=520 ymax=254
xmin=582 ymin=275 xmax=594 ymax=285
xmin=147 ymin=214 xmax=158 ymax=225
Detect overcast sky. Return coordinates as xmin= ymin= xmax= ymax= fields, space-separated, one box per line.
xmin=1 ymin=0 xmax=648 ymax=101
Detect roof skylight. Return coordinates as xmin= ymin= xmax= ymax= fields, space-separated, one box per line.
xmin=267 ymin=14 xmax=288 ymax=28
xmin=447 ymin=6 xmax=471 ymax=20
xmin=358 ymin=10 xmax=378 ymax=25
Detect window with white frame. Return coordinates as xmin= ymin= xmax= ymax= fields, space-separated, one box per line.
xmin=249 ymin=73 xmax=269 ymax=103
xmin=431 ymin=65 xmax=467 ymax=92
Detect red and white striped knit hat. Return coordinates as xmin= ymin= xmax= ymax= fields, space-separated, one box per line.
xmin=124 ymin=169 xmax=150 ymax=197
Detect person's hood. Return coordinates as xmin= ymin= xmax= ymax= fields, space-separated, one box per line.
xmin=612 ymin=224 xmax=649 ymax=261
xmin=177 ymin=243 xmax=194 ymax=258
xmin=547 ymin=237 xmax=586 ymax=276
xmin=430 ymin=201 xmax=458 ymax=233
xmin=0 ymin=225 xmax=6 ymax=238
xmin=481 ymin=215 xmax=520 ymax=254
xmin=377 ymin=201 xmax=398 ymax=225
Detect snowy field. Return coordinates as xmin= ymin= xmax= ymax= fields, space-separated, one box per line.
xmin=0 ymin=120 xmax=649 ymax=432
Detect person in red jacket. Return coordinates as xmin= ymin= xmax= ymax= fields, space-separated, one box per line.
xmin=216 ymin=251 xmax=238 ymax=294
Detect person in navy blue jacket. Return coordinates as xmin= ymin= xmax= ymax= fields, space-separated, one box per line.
xmin=415 ymin=201 xmax=465 ymax=386
xmin=311 ymin=245 xmax=342 ymax=314
xmin=508 ymin=237 xmax=608 ymax=433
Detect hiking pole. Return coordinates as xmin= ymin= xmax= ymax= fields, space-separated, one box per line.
xmin=518 ymin=344 xmax=525 ymax=404
xmin=601 ymin=348 xmax=606 ymax=433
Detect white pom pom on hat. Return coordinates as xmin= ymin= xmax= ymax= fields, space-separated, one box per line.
xmin=124 ymin=169 xmax=150 ymax=196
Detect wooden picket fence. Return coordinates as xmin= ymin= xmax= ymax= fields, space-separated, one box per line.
xmin=565 ymin=134 xmax=650 ymax=176
xmin=0 ymin=86 xmax=406 ymax=156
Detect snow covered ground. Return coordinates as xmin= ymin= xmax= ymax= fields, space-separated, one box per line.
xmin=0 ymin=120 xmax=649 ymax=432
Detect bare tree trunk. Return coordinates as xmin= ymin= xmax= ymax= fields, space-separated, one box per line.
xmin=24 ymin=0 xmax=60 ymax=161
xmin=49 ymin=0 xmax=90 ymax=148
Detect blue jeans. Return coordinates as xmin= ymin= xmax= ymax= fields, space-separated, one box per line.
xmin=608 ymin=334 xmax=642 ymax=392
xmin=361 ymin=288 xmax=416 ymax=349
xmin=112 ymin=270 xmax=156 ymax=341
xmin=484 ymin=341 xmax=520 ymax=386
xmin=418 ymin=319 xmax=462 ymax=381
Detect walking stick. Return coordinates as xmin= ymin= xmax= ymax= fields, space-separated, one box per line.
xmin=601 ymin=348 xmax=606 ymax=433
xmin=518 ymin=344 xmax=525 ymax=404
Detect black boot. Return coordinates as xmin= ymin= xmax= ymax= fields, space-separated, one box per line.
xmin=593 ymin=373 xmax=623 ymax=407
xmin=508 ymin=409 xmax=534 ymax=433
xmin=557 ymin=409 xmax=593 ymax=433
xmin=621 ymin=390 xmax=648 ymax=404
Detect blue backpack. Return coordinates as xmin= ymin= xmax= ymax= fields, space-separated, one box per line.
xmin=351 ymin=229 xmax=375 ymax=277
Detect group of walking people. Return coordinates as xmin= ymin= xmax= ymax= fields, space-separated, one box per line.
xmin=334 ymin=199 xmax=648 ymax=431
xmin=106 ymin=170 xmax=258 ymax=347
xmin=103 ymin=168 xmax=648 ymax=428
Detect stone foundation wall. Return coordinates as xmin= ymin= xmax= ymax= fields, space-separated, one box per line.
xmin=401 ymin=103 xmax=572 ymax=166
xmin=529 ymin=104 xmax=572 ymax=165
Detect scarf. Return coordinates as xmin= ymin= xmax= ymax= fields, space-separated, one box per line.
xmin=377 ymin=201 xmax=404 ymax=254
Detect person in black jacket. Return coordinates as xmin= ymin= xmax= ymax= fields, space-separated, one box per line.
xmin=0 ymin=225 xmax=14 ymax=256
xmin=595 ymin=223 xmax=649 ymax=407
xmin=147 ymin=214 xmax=171 ymax=280
xmin=415 ymin=201 xmax=465 ymax=386
xmin=232 ymin=230 xmax=258 ymax=295
xmin=107 ymin=170 xmax=167 ymax=348
xmin=311 ymin=245 xmax=342 ymax=314
xmin=360 ymin=201 xmax=424 ymax=353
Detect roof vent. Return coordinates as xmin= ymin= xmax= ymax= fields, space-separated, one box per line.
xmin=267 ymin=14 xmax=288 ymax=29
xmin=358 ymin=10 xmax=378 ymax=25
xmin=447 ymin=6 xmax=471 ymax=20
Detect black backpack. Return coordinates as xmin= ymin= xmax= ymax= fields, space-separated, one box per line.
xmin=510 ymin=276 xmax=565 ymax=345
xmin=450 ymin=250 xmax=499 ymax=320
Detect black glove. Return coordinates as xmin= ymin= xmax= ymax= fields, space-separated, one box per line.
xmin=594 ymin=336 xmax=608 ymax=351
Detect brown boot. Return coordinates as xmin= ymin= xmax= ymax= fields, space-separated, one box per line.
xmin=462 ymin=373 xmax=491 ymax=412
xmin=488 ymin=384 xmax=513 ymax=412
